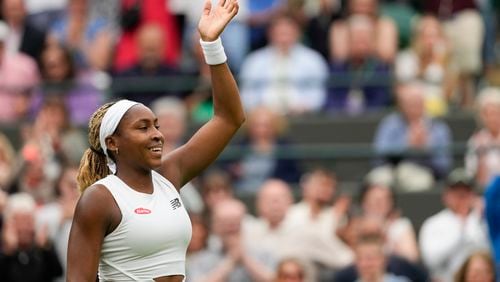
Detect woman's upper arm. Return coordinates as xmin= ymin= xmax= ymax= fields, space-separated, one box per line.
xmin=160 ymin=116 xmax=241 ymax=188
xmin=159 ymin=63 xmax=244 ymax=189
xmin=67 ymin=184 xmax=114 ymax=282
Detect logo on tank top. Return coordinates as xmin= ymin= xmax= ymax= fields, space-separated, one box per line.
xmin=170 ymin=198 xmax=182 ymax=210
xmin=134 ymin=207 xmax=152 ymax=214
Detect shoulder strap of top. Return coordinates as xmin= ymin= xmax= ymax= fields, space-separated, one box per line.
xmin=95 ymin=175 xmax=129 ymax=212
xmin=152 ymin=171 xmax=179 ymax=194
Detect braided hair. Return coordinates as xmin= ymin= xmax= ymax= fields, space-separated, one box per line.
xmin=76 ymin=102 xmax=115 ymax=192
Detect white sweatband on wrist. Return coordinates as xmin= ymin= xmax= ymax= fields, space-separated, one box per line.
xmin=199 ymin=37 xmax=227 ymax=65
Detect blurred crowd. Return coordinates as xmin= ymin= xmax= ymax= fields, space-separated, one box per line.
xmin=0 ymin=0 xmax=500 ymax=281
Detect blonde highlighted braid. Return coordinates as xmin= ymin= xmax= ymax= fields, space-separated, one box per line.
xmin=76 ymin=102 xmax=116 ymax=192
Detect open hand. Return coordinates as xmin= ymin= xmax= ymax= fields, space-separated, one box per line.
xmin=332 ymin=195 xmax=351 ymax=217
xmin=198 ymin=0 xmax=239 ymax=42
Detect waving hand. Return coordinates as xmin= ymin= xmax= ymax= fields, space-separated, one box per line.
xmin=198 ymin=0 xmax=239 ymax=41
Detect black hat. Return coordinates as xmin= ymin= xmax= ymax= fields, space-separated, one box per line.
xmin=446 ymin=168 xmax=475 ymax=189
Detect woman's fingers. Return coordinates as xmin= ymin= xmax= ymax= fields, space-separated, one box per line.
xmin=202 ymin=0 xmax=212 ymax=16
xmin=230 ymin=1 xmax=239 ymax=16
xmin=227 ymin=0 xmax=237 ymax=10
xmin=218 ymin=0 xmax=227 ymax=9
xmin=223 ymin=0 xmax=238 ymax=12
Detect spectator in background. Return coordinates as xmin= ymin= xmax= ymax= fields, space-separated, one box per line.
xmin=283 ymin=169 xmax=354 ymax=274
xmin=0 ymin=132 xmax=17 ymax=191
xmin=32 ymin=44 xmax=102 ymax=126
xmin=485 ymin=175 xmax=500 ymax=278
xmin=1 ymin=0 xmax=47 ymax=64
xmin=151 ymin=97 xmax=204 ymax=214
xmin=186 ymin=199 xmax=276 ymax=282
xmin=454 ymin=251 xmax=496 ymax=282
xmin=465 ymin=88 xmax=500 ymax=190
xmin=113 ymin=0 xmax=180 ymax=72
xmin=36 ymin=165 xmax=79 ymax=282
xmin=0 ymin=21 xmax=40 ymax=124
xmin=423 ymin=0 xmax=483 ymax=108
xmin=395 ymin=15 xmax=456 ymax=117
xmin=186 ymin=213 xmax=210 ymax=256
xmin=420 ymin=168 xmax=489 ymax=282
xmin=113 ymin=24 xmax=185 ymax=107
xmin=11 ymin=99 xmax=85 ymax=204
xmin=226 ymin=107 xmax=301 ymax=194
xmin=185 ymin=214 xmax=211 ymax=281
xmin=199 ymin=169 xmax=235 ymax=222
xmin=274 ymin=257 xmax=316 ymax=282
xmin=240 ymin=14 xmax=328 ymax=115
xmin=326 ymin=15 xmax=392 ymax=113
xmin=330 ymin=0 xmax=397 ymax=63
xmin=373 ymin=82 xmax=452 ymax=189
xmin=10 ymin=143 xmax=56 ymax=204
xmin=358 ymin=180 xmax=419 ymax=262
xmin=247 ymin=0 xmax=286 ymax=51
xmin=0 ymin=193 xmax=63 ymax=282
xmin=245 ymin=179 xmax=297 ymax=259
xmin=334 ymin=213 xmax=429 ymax=282
xmin=352 ymin=234 xmax=410 ymax=282
xmin=49 ymin=0 xmax=113 ymax=71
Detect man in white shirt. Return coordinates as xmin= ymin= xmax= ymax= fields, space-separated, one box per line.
xmin=419 ymin=168 xmax=489 ymax=282
xmin=244 ymin=179 xmax=297 ymax=259
xmin=187 ymin=199 xmax=276 ymax=282
xmin=239 ymin=14 xmax=328 ymax=115
xmin=283 ymin=169 xmax=354 ymax=271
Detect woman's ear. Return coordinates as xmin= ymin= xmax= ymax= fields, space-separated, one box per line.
xmin=105 ymin=136 xmax=118 ymax=152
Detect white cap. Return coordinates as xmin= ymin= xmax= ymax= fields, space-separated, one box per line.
xmin=0 ymin=21 xmax=8 ymax=42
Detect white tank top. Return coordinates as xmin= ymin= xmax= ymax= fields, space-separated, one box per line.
xmin=95 ymin=171 xmax=192 ymax=281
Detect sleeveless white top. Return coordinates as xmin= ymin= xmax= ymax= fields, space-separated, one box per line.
xmin=96 ymin=171 xmax=192 ymax=281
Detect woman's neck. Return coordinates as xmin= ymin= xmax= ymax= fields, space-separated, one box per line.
xmin=115 ymin=168 xmax=154 ymax=194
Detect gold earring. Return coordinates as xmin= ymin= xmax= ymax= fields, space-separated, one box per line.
xmin=115 ymin=148 xmax=119 ymax=155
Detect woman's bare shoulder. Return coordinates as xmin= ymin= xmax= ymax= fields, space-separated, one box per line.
xmin=75 ymin=183 xmax=117 ymax=224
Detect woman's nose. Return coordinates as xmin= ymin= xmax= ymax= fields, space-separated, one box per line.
xmin=152 ymin=127 xmax=164 ymax=141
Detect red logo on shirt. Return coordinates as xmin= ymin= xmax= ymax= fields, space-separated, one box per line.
xmin=134 ymin=207 xmax=151 ymax=214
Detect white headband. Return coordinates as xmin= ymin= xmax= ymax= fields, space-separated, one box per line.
xmin=99 ymin=99 xmax=139 ymax=173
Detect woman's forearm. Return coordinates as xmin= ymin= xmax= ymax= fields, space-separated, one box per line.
xmin=210 ymin=63 xmax=245 ymax=128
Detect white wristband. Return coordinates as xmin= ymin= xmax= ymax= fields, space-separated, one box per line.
xmin=199 ymin=37 xmax=227 ymax=65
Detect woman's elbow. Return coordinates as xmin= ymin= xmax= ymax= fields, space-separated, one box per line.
xmin=225 ymin=110 xmax=246 ymax=128
xmin=235 ymin=113 xmax=246 ymax=127
xmin=226 ymin=114 xmax=245 ymax=132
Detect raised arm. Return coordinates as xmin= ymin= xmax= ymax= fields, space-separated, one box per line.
xmin=160 ymin=0 xmax=245 ymax=188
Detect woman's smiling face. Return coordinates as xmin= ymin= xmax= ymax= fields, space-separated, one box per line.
xmin=111 ymin=104 xmax=165 ymax=171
